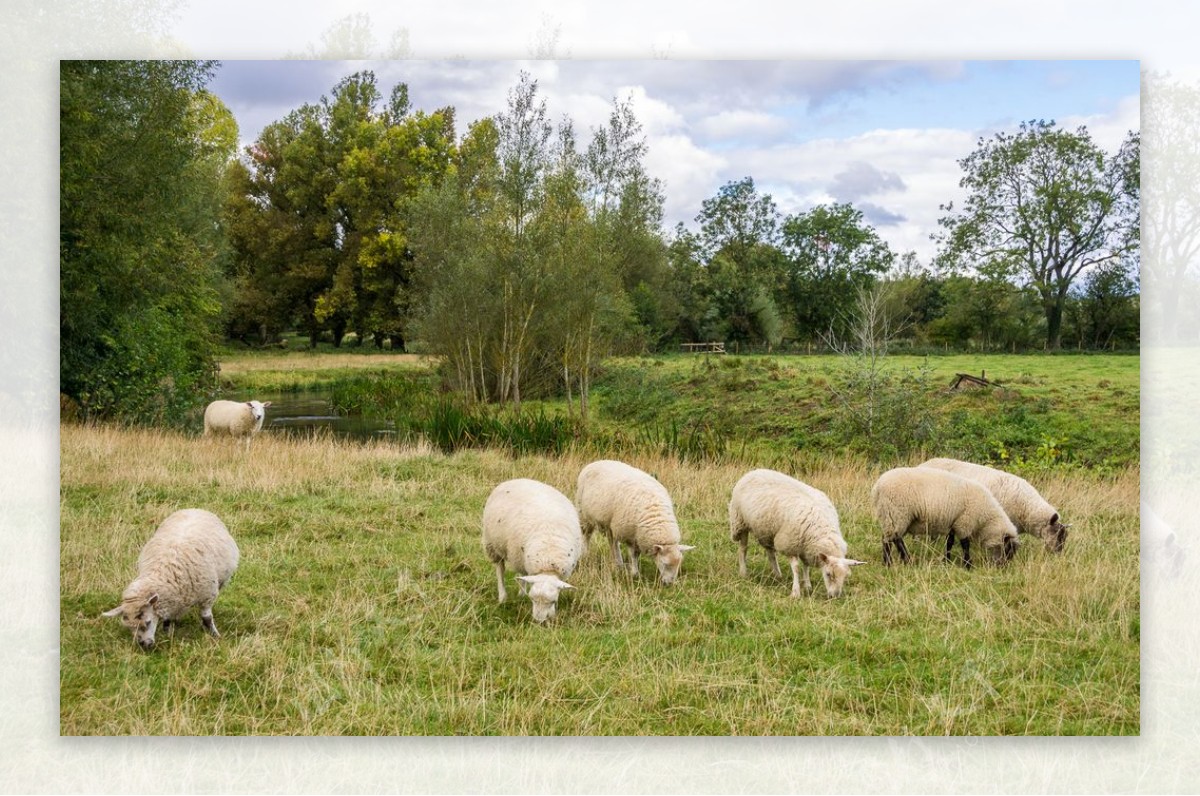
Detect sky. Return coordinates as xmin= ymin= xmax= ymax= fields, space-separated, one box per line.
xmin=208 ymin=59 xmax=1139 ymax=264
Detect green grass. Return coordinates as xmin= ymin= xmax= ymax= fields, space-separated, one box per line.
xmin=213 ymin=348 xmax=1138 ymax=470
xmin=61 ymin=423 xmax=1139 ymax=735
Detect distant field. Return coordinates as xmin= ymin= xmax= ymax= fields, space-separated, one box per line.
xmin=61 ymin=419 xmax=1138 ymax=735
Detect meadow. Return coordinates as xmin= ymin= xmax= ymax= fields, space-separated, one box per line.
xmin=60 ymin=350 xmax=1140 ymax=735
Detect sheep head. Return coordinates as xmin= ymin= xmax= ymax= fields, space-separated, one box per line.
xmin=651 ymin=543 xmax=696 ymax=585
xmin=102 ymin=592 xmax=161 ymax=651
xmin=516 ymin=574 xmax=574 ymax=623
xmin=817 ymin=553 xmax=866 ymax=598
xmin=1045 ymin=512 xmax=1069 ymax=553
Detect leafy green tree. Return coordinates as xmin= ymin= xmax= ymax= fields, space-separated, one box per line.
xmin=61 ymin=60 xmax=233 ymax=421
xmin=224 ymin=104 xmax=338 ymax=347
xmin=690 ymin=177 xmax=786 ymax=346
xmin=927 ymin=274 xmax=1043 ymax=351
xmin=937 ymin=120 xmax=1139 ymax=349
xmin=409 ymin=119 xmax=502 ymax=402
xmin=1063 ymin=260 xmax=1140 ymax=349
xmin=778 ymin=202 xmax=895 ymax=343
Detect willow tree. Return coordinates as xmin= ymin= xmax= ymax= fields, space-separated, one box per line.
xmin=937 ymin=120 xmax=1139 ymax=349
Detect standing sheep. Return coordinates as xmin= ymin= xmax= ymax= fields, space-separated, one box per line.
xmin=729 ymin=469 xmax=866 ymax=598
xmin=203 ymin=399 xmax=273 ymax=450
xmin=482 ymin=478 xmax=583 ymax=623
xmin=102 ymin=508 xmax=240 ymax=650
xmin=920 ymin=457 xmax=1069 ymax=552
xmin=871 ymin=467 xmax=1019 ymax=568
xmin=575 ymin=459 xmax=695 ymax=585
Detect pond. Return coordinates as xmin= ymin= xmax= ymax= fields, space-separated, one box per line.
xmin=238 ymin=389 xmax=397 ymax=442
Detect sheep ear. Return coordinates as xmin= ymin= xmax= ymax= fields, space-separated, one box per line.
xmin=147 ymin=593 xmax=159 ymax=607
xmin=245 ymin=402 xmax=254 ymax=408
xmin=101 ymin=606 xmax=123 ymax=618
xmin=846 ymin=559 xmax=868 ymax=566
xmin=1050 ymin=513 xmax=1059 ymax=526
xmin=515 ymin=575 xmax=533 ymax=584
xmin=678 ymin=544 xmax=696 ymax=552
xmin=554 ymin=578 xmax=575 ymax=590
xmin=817 ymin=552 xmax=830 ymax=565
xmin=652 ymin=544 xmax=665 ymax=554
xmin=262 ymin=401 xmax=272 ymax=408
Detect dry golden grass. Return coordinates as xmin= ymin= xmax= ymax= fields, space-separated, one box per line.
xmin=60 ymin=423 xmax=1140 ymax=735
xmin=217 ymin=351 xmax=431 ymax=374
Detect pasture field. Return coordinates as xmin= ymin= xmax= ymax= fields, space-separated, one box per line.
xmin=61 ymin=415 xmax=1138 ymax=734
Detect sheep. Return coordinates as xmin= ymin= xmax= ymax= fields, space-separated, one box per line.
xmin=919 ymin=457 xmax=1069 ymax=552
xmin=481 ymin=478 xmax=583 ymax=623
xmin=575 ymin=459 xmax=695 ymax=585
xmin=203 ymin=399 xmax=273 ymax=450
xmin=102 ymin=508 xmax=240 ymax=650
xmin=729 ymin=468 xmax=866 ymax=598
xmin=871 ymin=467 xmax=1019 ymax=568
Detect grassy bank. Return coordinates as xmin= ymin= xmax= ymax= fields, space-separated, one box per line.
xmin=61 ymin=423 xmax=1139 ymax=735
xmin=216 ymin=350 xmax=1138 ymax=470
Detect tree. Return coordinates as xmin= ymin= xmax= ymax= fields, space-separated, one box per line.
xmin=61 ymin=60 xmax=233 ymax=421
xmin=691 ymin=177 xmax=786 ymax=346
xmin=778 ymin=202 xmax=895 ymax=343
xmin=225 ymin=72 xmax=456 ymax=350
xmin=936 ymin=120 xmax=1139 ymax=349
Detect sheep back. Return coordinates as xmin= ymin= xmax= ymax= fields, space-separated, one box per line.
xmin=872 ymin=466 xmax=1015 ymax=551
xmin=920 ymin=457 xmax=1063 ymax=544
xmin=482 ymin=478 xmax=583 ymax=579
xmin=729 ymin=469 xmax=846 ymax=563
xmin=128 ymin=508 xmax=240 ymax=619
xmin=575 ymin=459 xmax=681 ymax=551
xmin=203 ymin=400 xmax=265 ymax=439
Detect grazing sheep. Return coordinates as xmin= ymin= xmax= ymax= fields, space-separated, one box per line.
xmin=203 ymin=399 xmax=273 ymax=450
xmin=871 ymin=467 xmax=1019 ymax=568
xmin=482 ymin=478 xmax=583 ymax=623
xmin=920 ymin=457 xmax=1069 ymax=552
xmin=102 ymin=509 xmax=240 ymax=650
xmin=729 ymin=469 xmax=866 ymax=598
xmin=575 ymin=459 xmax=695 ymax=585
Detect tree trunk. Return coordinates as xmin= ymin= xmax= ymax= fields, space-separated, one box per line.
xmin=1044 ymin=297 xmax=1065 ymax=351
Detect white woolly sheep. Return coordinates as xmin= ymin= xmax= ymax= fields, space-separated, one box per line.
xmin=871 ymin=467 xmax=1019 ymax=568
xmin=729 ymin=469 xmax=866 ymax=598
xmin=482 ymin=478 xmax=583 ymax=623
xmin=102 ymin=508 xmax=240 ymax=650
xmin=575 ymin=459 xmax=695 ymax=585
xmin=203 ymin=399 xmax=273 ymax=450
xmin=920 ymin=457 xmax=1069 ymax=552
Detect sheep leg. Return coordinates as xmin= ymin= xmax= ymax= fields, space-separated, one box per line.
xmin=894 ymin=537 xmax=912 ymax=564
xmin=960 ymin=537 xmax=973 ymax=570
xmin=609 ymin=533 xmax=625 ymax=570
xmin=789 ymin=558 xmax=803 ymax=598
xmin=944 ymin=530 xmax=957 ymax=564
xmin=766 ymin=548 xmax=783 ymax=578
xmin=737 ymin=537 xmax=749 ymax=577
xmin=494 ymin=561 xmax=508 ymax=603
xmin=627 ymin=544 xmax=640 ymax=578
xmin=200 ymin=607 xmax=220 ymax=638
xmin=883 ymin=539 xmax=893 ymax=566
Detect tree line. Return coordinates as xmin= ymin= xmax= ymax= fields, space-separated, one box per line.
xmin=60 ymin=61 xmax=1140 ymax=422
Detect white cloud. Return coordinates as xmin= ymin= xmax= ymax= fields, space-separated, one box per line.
xmin=695 ymin=109 xmax=790 ymax=142
xmin=1060 ymin=93 xmax=1141 ymax=152
xmin=644 ymin=133 xmax=728 ymax=227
